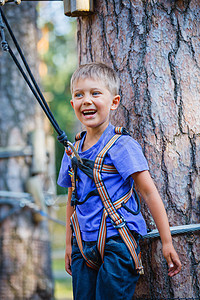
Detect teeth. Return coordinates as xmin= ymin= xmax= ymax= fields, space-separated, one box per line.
xmin=83 ymin=110 xmax=96 ymax=115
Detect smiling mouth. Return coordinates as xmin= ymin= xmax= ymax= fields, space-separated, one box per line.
xmin=82 ymin=110 xmax=97 ymax=116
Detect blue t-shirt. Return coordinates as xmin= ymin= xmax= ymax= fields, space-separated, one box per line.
xmin=58 ymin=124 xmax=149 ymax=241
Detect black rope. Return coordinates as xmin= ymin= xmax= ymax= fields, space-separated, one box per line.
xmin=0 ymin=7 xmax=68 ymax=146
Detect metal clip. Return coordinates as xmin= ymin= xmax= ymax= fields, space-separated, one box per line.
xmin=66 ymin=141 xmax=83 ymax=164
xmin=138 ymin=266 xmax=144 ymax=275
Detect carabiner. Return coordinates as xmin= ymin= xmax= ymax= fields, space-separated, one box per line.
xmin=66 ymin=141 xmax=83 ymax=164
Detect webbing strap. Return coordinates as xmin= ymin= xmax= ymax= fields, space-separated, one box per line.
xmin=97 ymin=188 xmax=132 ymax=262
xmin=93 ymin=134 xmax=143 ymax=273
xmin=69 ymin=130 xmax=143 ymax=273
xmin=93 ymin=134 xmax=125 ymax=223
xmin=101 ymin=164 xmax=118 ymax=173
xmin=71 ymin=212 xmax=100 ymax=270
xmin=67 ymin=140 xmax=80 ymax=191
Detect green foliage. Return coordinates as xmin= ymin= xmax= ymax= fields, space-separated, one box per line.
xmin=53 ymin=259 xmax=73 ymax=299
xmin=52 ymin=258 xmax=65 ymax=271
xmin=54 ymin=278 xmax=73 ymax=300
xmin=50 ymin=200 xmax=66 ymax=251
xmin=49 ymin=201 xmax=73 ymax=299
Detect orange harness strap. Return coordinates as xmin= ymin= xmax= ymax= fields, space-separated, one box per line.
xmin=70 ymin=128 xmax=143 ymax=274
xmin=93 ymin=132 xmax=143 ymax=274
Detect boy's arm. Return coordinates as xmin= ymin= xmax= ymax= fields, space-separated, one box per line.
xmin=65 ymin=187 xmax=74 ymax=276
xmin=131 ymin=170 xmax=181 ymax=277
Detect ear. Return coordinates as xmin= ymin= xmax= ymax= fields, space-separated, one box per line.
xmin=111 ymin=95 xmax=120 ymax=110
xmin=70 ymin=99 xmax=74 ymax=109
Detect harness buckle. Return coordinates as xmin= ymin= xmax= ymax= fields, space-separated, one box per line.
xmin=111 ymin=216 xmax=126 ymax=229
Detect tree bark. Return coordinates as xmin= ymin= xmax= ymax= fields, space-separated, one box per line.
xmin=77 ymin=0 xmax=200 ymax=298
xmin=0 ymin=3 xmax=54 ymax=299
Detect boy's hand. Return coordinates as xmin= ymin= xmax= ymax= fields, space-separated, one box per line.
xmin=65 ymin=244 xmax=72 ymax=276
xmin=162 ymin=242 xmax=181 ymax=277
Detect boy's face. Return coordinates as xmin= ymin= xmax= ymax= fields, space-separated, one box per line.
xmin=70 ymin=78 xmax=120 ymax=132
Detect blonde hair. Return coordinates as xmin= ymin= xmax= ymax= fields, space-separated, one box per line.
xmin=70 ymin=62 xmax=120 ymax=95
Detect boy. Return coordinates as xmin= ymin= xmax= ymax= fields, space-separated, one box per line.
xmin=58 ymin=62 xmax=181 ymax=300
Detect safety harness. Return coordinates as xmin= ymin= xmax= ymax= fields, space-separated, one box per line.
xmin=0 ymin=11 xmax=143 ymax=269
xmin=68 ymin=127 xmax=144 ymax=274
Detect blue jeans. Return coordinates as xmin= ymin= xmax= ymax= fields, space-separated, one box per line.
xmin=71 ymin=235 xmax=140 ymax=300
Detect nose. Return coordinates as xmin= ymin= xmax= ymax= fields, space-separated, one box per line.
xmin=82 ymin=94 xmax=93 ymax=105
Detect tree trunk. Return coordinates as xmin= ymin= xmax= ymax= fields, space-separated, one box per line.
xmin=0 ymin=3 xmax=54 ymax=299
xmin=77 ymin=0 xmax=200 ymax=298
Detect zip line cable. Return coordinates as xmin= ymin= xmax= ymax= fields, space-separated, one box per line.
xmin=143 ymin=224 xmax=200 ymax=239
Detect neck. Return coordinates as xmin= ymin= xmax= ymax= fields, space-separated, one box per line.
xmin=82 ymin=123 xmax=109 ymax=151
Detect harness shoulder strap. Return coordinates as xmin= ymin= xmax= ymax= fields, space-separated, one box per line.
xmin=93 ymin=130 xmax=143 ymax=274
xmin=75 ymin=127 xmax=129 ymax=141
xmin=75 ymin=131 xmax=86 ymax=141
xmin=115 ymin=127 xmax=130 ymax=136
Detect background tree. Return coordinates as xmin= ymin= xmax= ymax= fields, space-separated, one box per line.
xmin=76 ymin=0 xmax=200 ymax=298
xmin=0 ymin=2 xmax=54 ymax=299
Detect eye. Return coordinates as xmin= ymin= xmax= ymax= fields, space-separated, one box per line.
xmin=92 ymin=91 xmax=100 ymax=96
xmin=74 ymin=92 xmax=83 ymax=98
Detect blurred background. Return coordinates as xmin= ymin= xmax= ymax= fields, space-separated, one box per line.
xmin=38 ymin=2 xmax=77 ymax=299
xmin=37 ymin=1 xmax=77 ymax=195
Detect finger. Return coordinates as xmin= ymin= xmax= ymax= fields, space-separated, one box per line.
xmin=168 ymin=265 xmax=176 ymax=277
xmin=168 ymin=256 xmax=181 ymax=277
xmin=169 ymin=265 xmax=181 ymax=277
xmin=66 ymin=266 xmax=72 ymax=276
xmin=168 ymin=266 xmax=180 ymax=277
xmin=66 ymin=265 xmax=72 ymax=276
xmin=164 ymin=253 xmax=174 ymax=271
xmin=168 ymin=262 xmax=175 ymax=277
xmin=65 ymin=256 xmax=72 ymax=276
